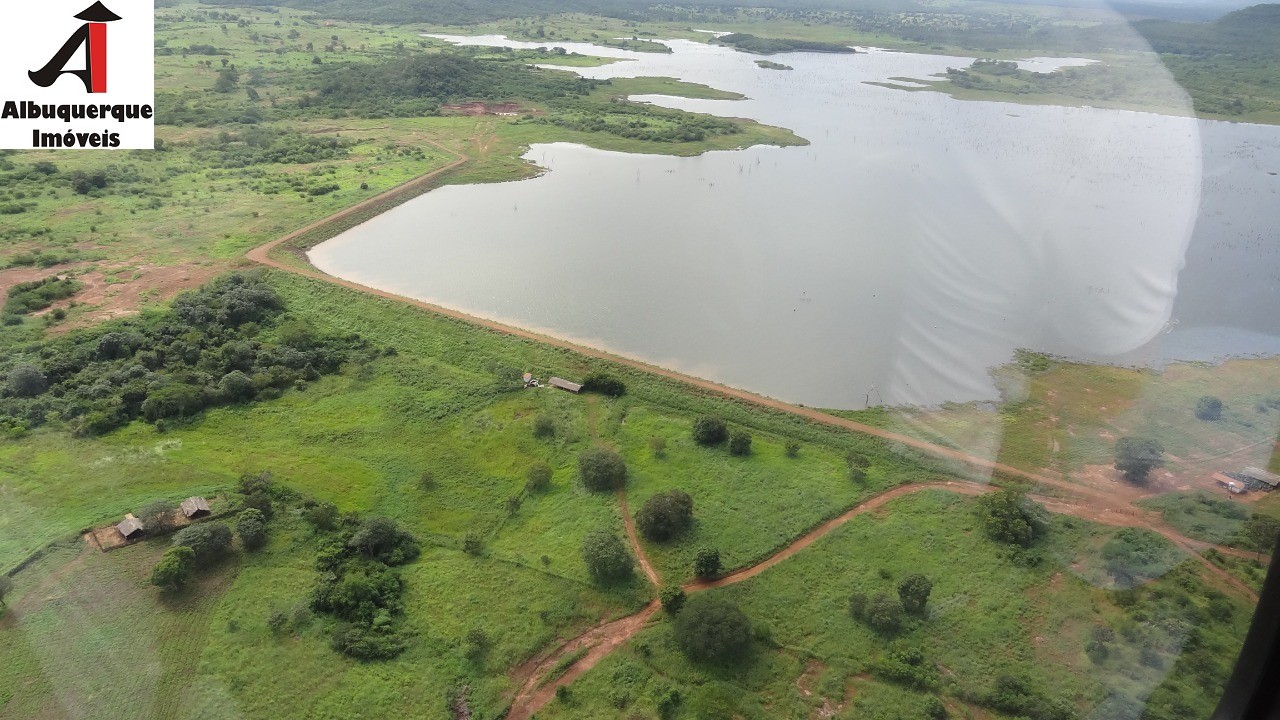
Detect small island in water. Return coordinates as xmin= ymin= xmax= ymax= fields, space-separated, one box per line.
xmin=755 ymin=59 xmax=794 ymax=70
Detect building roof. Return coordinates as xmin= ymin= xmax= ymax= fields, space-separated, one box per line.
xmin=1242 ymin=467 xmax=1280 ymax=487
xmin=180 ymin=496 xmax=211 ymax=517
xmin=116 ymin=515 xmax=144 ymax=537
xmin=548 ymin=377 xmax=582 ymax=393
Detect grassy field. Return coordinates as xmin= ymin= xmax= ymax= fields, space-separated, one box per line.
xmin=532 ymin=492 xmax=1252 ymax=720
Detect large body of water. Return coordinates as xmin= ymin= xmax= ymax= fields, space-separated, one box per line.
xmin=310 ymin=36 xmax=1280 ymax=409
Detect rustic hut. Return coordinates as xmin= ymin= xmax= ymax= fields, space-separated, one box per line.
xmin=548 ymin=377 xmax=582 ymax=393
xmin=116 ymin=514 xmax=144 ymax=539
xmin=1241 ymin=467 xmax=1280 ymax=492
xmin=180 ymin=496 xmax=211 ymax=519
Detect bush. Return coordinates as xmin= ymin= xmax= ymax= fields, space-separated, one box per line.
xmin=1195 ymin=395 xmax=1224 ymax=421
xmin=847 ymin=451 xmax=871 ymax=482
xmin=1114 ymin=437 xmax=1165 ymax=484
xmin=660 ymin=586 xmax=686 ymax=613
xmin=525 ymin=463 xmax=553 ymax=492
xmin=635 ymin=489 xmax=694 ymax=543
xmin=582 ymin=372 xmax=626 ymax=397
xmin=330 ymin=623 xmax=409 ymax=661
xmin=692 ymin=416 xmax=728 ymax=446
xmin=728 ymin=430 xmax=752 ymax=456
xmin=532 ymin=414 xmax=555 ymax=438
xmin=581 ymin=527 xmax=633 ymax=582
xmin=302 ymin=501 xmax=339 ymax=531
xmin=694 ymin=547 xmax=722 ymax=578
xmin=219 ymin=370 xmax=255 ymax=401
xmin=578 ymin=445 xmax=626 ymax=492
xmin=172 ymin=522 xmax=233 ymax=564
xmin=236 ymin=508 xmax=268 ymax=551
xmin=462 ymin=533 xmax=484 ymax=555
xmin=673 ymin=594 xmax=752 ymax=664
xmin=785 ymin=440 xmax=800 ymax=457
xmin=150 ymin=546 xmax=195 ymax=591
xmin=861 ymin=593 xmax=903 ymax=633
xmin=648 ymin=436 xmax=667 ymax=458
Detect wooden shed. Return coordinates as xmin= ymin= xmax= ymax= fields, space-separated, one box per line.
xmin=180 ymin=496 xmax=211 ymax=518
xmin=548 ymin=377 xmax=582 ymax=393
xmin=1241 ymin=467 xmax=1280 ymax=492
xmin=116 ymin=514 xmax=144 ymax=539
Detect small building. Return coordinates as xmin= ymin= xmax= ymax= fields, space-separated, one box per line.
xmin=548 ymin=377 xmax=582 ymax=393
xmin=1241 ymin=467 xmax=1280 ymax=492
xmin=180 ymin=496 xmax=211 ymax=519
xmin=1213 ymin=473 xmax=1247 ymax=494
xmin=116 ymin=514 xmax=144 ymax=539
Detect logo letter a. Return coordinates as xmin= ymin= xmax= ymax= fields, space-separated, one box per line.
xmin=28 ymin=2 xmax=121 ymax=93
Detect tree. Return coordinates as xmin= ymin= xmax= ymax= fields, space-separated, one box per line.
xmin=694 ymin=547 xmax=722 ymax=578
xmin=136 ymin=499 xmax=178 ymax=533
xmin=897 ymin=574 xmax=933 ymax=615
xmin=673 ymin=594 xmax=752 ymax=664
xmin=7 ymin=364 xmax=47 ymax=397
xmin=975 ymin=489 xmax=1046 ymax=547
xmin=692 ymin=416 xmax=728 ymax=446
xmin=581 ymin=527 xmax=633 ymax=582
xmin=525 ymin=463 xmax=553 ymax=492
xmin=0 ymin=574 xmax=13 ymax=606
xmin=862 ymin=593 xmax=903 ymax=632
xmin=1239 ymin=514 xmax=1280 ymax=556
xmin=151 ymin=546 xmax=195 ymax=591
xmin=1195 ymin=396 xmax=1223 ymax=421
xmin=728 ymin=430 xmax=752 ymax=456
xmin=578 ymin=445 xmax=626 ymax=492
xmin=660 ymin=586 xmax=686 ymax=613
xmin=348 ymin=517 xmax=420 ymax=565
xmin=635 ymin=489 xmax=694 ymax=543
xmin=532 ymin=414 xmax=555 ymax=438
xmin=236 ymin=508 xmax=268 ymax=551
xmin=1114 ymin=437 xmax=1165 ymax=484
xmin=172 ymin=522 xmax=233 ymax=565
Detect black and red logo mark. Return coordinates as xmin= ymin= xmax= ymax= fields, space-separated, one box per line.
xmin=29 ymin=2 xmax=122 ymax=94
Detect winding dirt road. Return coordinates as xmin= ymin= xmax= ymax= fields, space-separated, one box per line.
xmin=245 ymin=158 xmax=1268 ymax=720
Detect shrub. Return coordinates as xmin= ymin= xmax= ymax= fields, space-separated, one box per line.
xmin=418 ymin=470 xmax=435 ymax=490
xmin=330 ymin=623 xmax=408 ymax=661
xmin=268 ymin=609 xmax=289 ymax=635
xmin=1114 ymin=437 xmax=1165 ymax=484
xmin=785 ymin=440 xmax=800 ymax=457
xmin=648 ymin=436 xmax=667 ymax=458
xmin=728 ymin=430 xmax=752 ymax=456
xmin=694 ymin=547 xmax=722 ymax=578
xmin=150 ymin=546 xmax=195 ymax=591
xmin=1195 ymin=395 xmax=1223 ymax=421
xmin=660 ymin=586 xmax=686 ymax=613
xmin=236 ymin=508 xmax=268 ymax=551
xmin=172 ymin=522 xmax=233 ymax=564
xmin=302 ymin=501 xmax=339 ymax=531
xmin=462 ymin=533 xmax=484 ymax=556
xmin=578 ymin=445 xmax=626 ymax=492
xmin=525 ymin=463 xmax=553 ymax=492
xmin=582 ymin=372 xmax=626 ymax=397
xmin=532 ymin=414 xmax=555 ymax=438
xmin=898 ymin=574 xmax=933 ymax=614
xmin=673 ymin=594 xmax=752 ymax=664
xmin=692 ymin=416 xmax=728 ymax=446
xmin=847 ymin=451 xmax=871 ymax=482
xmin=635 ymin=489 xmax=694 ymax=543
xmin=862 ymin=593 xmax=903 ymax=633
xmin=581 ymin=527 xmax=634 ymax=582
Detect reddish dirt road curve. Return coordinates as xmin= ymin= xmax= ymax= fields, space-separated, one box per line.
xmin=504 ymin=481 xmax=1259 ymax=720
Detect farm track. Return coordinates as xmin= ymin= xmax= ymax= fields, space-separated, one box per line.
xmin=246 ymin=150 xmax=1269 ymax=720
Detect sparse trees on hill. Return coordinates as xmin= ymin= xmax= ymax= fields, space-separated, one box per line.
xmin=636 ymin=489 xmax=694 ymax=542
xmin=673 ymin=595 xmax=752 ymax=664
xmin=578 ymin=445 xmax=626 ymax=492
xmin=1114 ymin=437 xmax=1165 ymax=484
xmin=692 ymin=416 xmax=728 ymax=446
xmin=581 ymin=527 xmax=634 ymax=582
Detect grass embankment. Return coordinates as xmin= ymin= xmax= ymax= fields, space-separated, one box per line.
xmin=533 ymin=492 xmax=1251 ymax=720
xmin=0 ymin=270 xmax=943 ymax=718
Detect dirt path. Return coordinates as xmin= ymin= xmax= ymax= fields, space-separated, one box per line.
xmin=586 ymin=396 xmax=662 ymax=587
xmin=504 ymin=480 xmax=1259 ymax=719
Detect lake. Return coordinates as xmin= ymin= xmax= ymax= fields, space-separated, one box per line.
xmin=310 ymin=35 xmax=1280 ymax=409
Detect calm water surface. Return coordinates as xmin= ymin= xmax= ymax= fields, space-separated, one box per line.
xmin=311 ymin=37 xmax=1280 ymax=408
